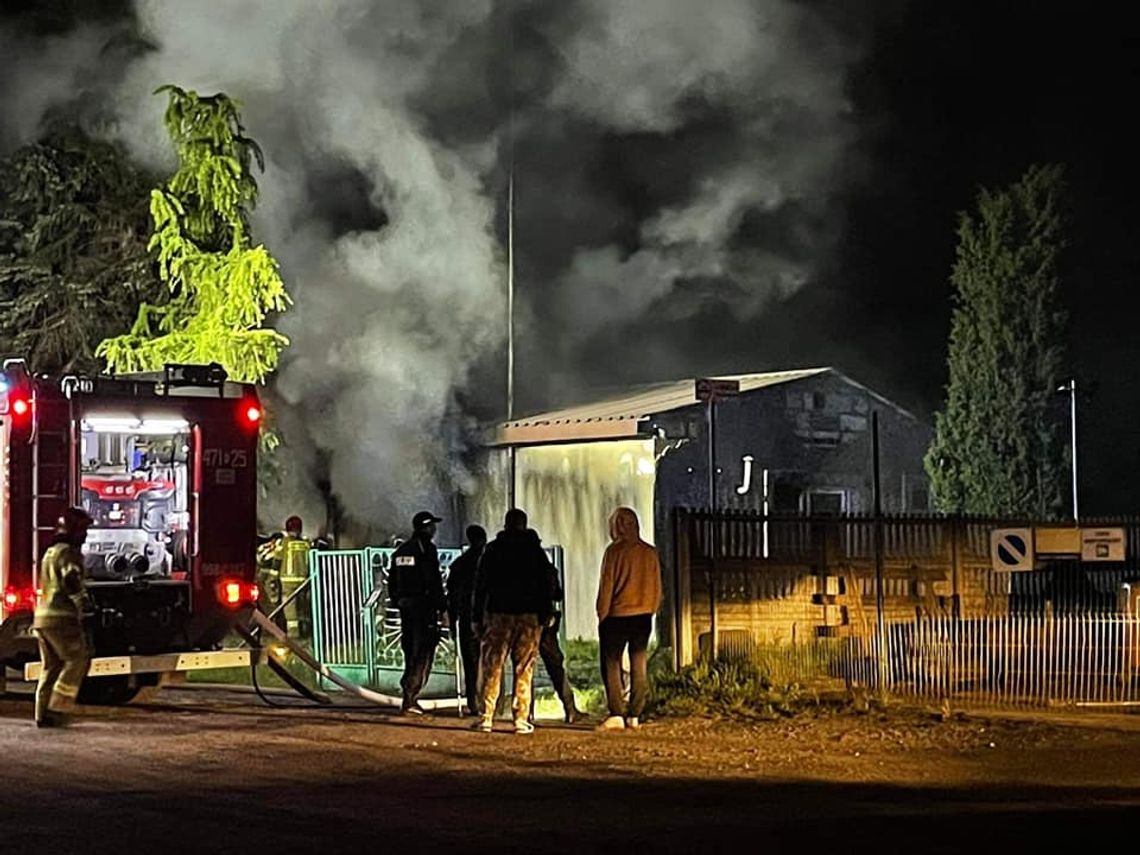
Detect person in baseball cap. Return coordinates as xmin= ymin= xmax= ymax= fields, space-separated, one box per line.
xmin=390 ymin=510 xmax=446 ymax=714
xmin=412 ymin=511 xmax=442 ymax=530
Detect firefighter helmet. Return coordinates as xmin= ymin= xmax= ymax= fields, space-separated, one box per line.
xmin=284 ymin=515 xmax=303 ymax=535
xmin=56 ymin=506 xmax=94 ymax=541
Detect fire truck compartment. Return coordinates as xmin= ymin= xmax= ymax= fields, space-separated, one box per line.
xmin=79 ymin=419 xmax=191 ymax=580
xmin=85 ymin=578 xmax=194 ymax=655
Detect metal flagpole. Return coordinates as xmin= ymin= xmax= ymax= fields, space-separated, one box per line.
xmin=506 ymin=171 xmax=517 ymax=511
xmin=505 ymin=8 xmax=517 ymax=514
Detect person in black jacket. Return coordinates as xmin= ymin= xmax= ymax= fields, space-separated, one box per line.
xmin=471 ymin=508 xmax=554 ymax=735
xmin=446 ymin=524 xmax=486 ymax=714
xmin=390 ymin=510 xmax=446 ymax=715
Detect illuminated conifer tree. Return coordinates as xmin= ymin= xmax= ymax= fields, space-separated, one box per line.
xmin=98 ymin=85 xmax=290 ymax=382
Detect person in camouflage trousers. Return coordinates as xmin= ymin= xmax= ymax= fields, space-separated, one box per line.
xmin=476 ymin=612 xmax=543 ymax=730
xmin=471 ymin=509 xmax=556 ymax=735
xmin=33 ymin=507 xmax=94 ymax=728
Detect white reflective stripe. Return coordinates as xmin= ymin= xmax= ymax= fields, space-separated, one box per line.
xmin=24 ymin=649 xmax=266 ymax=681
xmin=394 ymin=556 xmax=415 ymax=566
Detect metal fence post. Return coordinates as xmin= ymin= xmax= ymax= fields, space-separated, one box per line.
xmin=872 ymin=411 xmax=888 ymax=695
xmin=707 ymin=397 xmax=718 ymax=660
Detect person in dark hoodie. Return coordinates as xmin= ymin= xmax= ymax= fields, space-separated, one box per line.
xmin=446 ymin=524 xmax=487 ymax=714
xmin=471 ymin=508 xmax=555 ymax=735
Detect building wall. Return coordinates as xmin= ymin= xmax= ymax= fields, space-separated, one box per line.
xmin=469 ymin=372 xmax=931 ymax=644
xmin=652 ymin=373 xmax=930 ymax=517
xmin=467 ymin=440 xmax=657 ymax=640
xmin=653 ymin=373 xmax=931 ymax=644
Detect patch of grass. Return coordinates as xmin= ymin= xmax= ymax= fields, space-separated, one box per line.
xmin=563 ymin=638 xmax=600 ymax=687
xmin=648 ymin=657 xmax=816 ymax=720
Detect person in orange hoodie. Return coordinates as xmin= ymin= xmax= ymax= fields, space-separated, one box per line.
xmin=595 ymin=507 xmax=661 ymax=731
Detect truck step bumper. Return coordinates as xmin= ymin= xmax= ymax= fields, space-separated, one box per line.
xmin=24 ymin=648 xmax=268 ymax=681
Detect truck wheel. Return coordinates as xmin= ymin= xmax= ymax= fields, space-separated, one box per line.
xmin=78 ymin=675 xmax=140 ymax=706
xmin=168 ymin=530 xmax=189 ymax=573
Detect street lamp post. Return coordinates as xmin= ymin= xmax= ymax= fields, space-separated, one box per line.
xmin=1058 ymin=378 xmax=1078 ymax=521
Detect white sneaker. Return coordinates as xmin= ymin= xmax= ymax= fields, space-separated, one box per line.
xmin=514 ymin=720 xmax=535 ymax=735
xmin=595 ymin=715 xmax=626 ymax=732
xmin=469 ymin=718 xmax=493 ymax=733
xmin=626 ymin=716 xmax=640 ymax=730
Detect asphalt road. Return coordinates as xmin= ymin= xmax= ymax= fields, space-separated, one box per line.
xmin=2 ymin=685 xmax=1140 ymax=854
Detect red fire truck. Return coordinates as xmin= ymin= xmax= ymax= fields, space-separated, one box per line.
xmin=0 ymin=358 xmax=263 ymax=702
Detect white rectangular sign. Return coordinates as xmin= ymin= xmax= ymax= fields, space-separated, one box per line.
xmin=1081 ymin=527 xmax=1126 ymax=562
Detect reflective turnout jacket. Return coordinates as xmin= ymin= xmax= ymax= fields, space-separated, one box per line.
xmin=259 ymin=533 xmax=312 ymax=585
xmin=33 ymin=541 xmax=88 ymax=628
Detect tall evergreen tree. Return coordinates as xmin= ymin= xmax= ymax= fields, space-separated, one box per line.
xmin=925 ymin=164 xmax=1069 ymax=517
xmin=0 ymin=124 xmax=161 ymax=373
xmin=98 ymin=85 xmax=290 ymax=382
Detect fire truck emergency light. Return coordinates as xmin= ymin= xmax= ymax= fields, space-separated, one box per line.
xmin=216 ymin=578 xmax=259 ymax=608
xmin=2 ymin=585 xmax=37 ymax=614
xmin=243 ymin=404 xmax=262 ymax=425
xmin=82 ymin=417 xmax=190 ymax=434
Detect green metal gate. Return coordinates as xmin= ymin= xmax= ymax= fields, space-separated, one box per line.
xmin=309 ymin=545 xmax=565 ymax=699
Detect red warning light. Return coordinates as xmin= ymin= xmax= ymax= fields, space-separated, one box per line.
xmin=2 ymin=586 xmax=36 ymax=613
xmin=243 ymin=404 xmax=262 ymax=426
xmin=216 ymin=578 xmax=257 ymax=609
xmin=220 ymin=580 xmax=242 ymax=607
xmin=11 ymin=397 xmax=29 ymax=417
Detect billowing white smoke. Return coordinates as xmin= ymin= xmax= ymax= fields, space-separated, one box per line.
xmin=0 ymin=23 xmax=116 ymax=151
xmin=105 ymin=1 xmax=505 ymax=536
xmin=1 ymin=0 xmax=860 ymax=537
xmin=550 ymin=0 xmax=854 ymax=336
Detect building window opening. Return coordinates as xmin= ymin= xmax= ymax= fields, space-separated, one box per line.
xmin=806 ymin=489 xmax=846 ymax=516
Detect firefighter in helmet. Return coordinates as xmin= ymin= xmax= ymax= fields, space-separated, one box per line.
xmin=33 ymin=506 xmax=94 ymax=727
xmin=256 ymin=515 xmax=313 ymax=638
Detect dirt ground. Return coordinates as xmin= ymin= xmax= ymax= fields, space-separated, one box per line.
xmin=2 ymin=685 xmax=1140 ymax=853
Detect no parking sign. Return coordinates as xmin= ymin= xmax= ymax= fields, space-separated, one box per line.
xmin=990 ymin=528 xmax=1034 ymax=572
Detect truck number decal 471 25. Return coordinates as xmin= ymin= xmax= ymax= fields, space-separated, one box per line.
xmin=203 ymin=449 xmax=248 ymax=468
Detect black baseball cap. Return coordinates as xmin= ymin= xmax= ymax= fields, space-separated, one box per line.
xmin=412 ymin=511 xmax=442 ymax=529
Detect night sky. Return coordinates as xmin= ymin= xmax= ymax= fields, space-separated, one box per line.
xmin=2 ymin=1 xmax=1138 ymax=515
xmin=846 ymin=3 xmax=1139 ymax=515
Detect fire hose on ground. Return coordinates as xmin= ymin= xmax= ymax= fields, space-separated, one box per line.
xmin=243 ymin=583 xmax=464 ymax=714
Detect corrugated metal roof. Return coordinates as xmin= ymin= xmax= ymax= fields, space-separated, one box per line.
xmin=492 ymin=367 xmax=831 ymax=446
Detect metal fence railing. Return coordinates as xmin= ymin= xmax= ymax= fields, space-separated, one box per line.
xmin=309 ymin=545 xmax=565 ymax=700
xmin=695 ymin=611 xmax=1140 ymax=709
